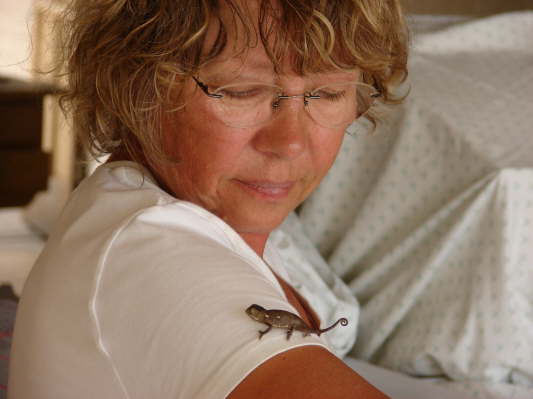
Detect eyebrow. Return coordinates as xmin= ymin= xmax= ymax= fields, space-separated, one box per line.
xmin=243 ymin=59 xmax=276 ymax=72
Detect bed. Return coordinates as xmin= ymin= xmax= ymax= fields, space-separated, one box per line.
xmin=297 ymin=10 xmax=533 ymax=399
xmin=1 ymin=11 xmax=532 ymax=399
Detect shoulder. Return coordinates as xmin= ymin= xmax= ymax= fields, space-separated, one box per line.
xmin=53 ymin=161 xmax=240 ymax=252
xmin=93 ymin=200 xmax=329 ymax=398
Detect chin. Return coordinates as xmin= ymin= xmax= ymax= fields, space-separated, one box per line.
xmin=228 ymin=211 xmax=289 ymax=235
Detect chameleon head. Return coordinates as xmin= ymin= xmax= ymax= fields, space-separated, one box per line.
xmin=245 ymin=304 xmax=266 ymax=321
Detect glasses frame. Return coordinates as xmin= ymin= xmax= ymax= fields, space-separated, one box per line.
xmin=191 ymin=76 xmax=382 ymax=127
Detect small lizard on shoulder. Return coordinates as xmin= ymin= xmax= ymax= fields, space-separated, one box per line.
xmin=246 ymin=304 xmax=348 ymax=340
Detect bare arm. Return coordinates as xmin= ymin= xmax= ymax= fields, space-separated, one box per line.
xmin=228 ymin=346 xmax=390 ymax=399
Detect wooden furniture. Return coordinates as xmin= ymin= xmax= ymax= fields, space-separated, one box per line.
xmin=31 ymin=0 xmax=79 ymax=196
xmin=0 ymin=77 xmax=57 ymax=206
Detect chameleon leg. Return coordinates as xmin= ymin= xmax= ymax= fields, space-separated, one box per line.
xmin=258 ymin=325 xmax=272 ymax=339
xmin=286 ymin=327 xmax=294 ymax=340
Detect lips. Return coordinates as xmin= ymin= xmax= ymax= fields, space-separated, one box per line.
xmin=235 ymin=180 xmax=295 ymax=199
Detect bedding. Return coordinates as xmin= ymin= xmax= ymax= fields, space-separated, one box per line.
xmin=299 ymin=11 xmax=533 ymax=399
xmin=0 ymin=207 xmax=43 ymax=399
xmin=274 ymin=214 xmax=475 ymax=398
xmin=0 ymin=208 xmax=44 ymax=296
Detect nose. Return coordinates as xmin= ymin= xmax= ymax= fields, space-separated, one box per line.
xmin=252 ymin=97 xmax=309 ymax=161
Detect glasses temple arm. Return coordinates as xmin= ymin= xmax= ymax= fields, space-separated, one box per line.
xmin=192 ymin=76 xmax=223 ymax=99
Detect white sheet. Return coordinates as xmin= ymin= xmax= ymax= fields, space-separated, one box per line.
xmin=0 ymin=208 xmax=44 ymax=296
xmin=348 ymin=356 xmax=533 ymax=399
xmin=270 ymin=212 xmax=360 ymax=357
xmin=299 ymin=12 xmax=533 ymax=399
xmin=346 ymin=357 xmax=475 ymax=399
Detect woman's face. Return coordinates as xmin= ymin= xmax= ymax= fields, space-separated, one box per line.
xmin=150 ymin=10 xmax=355 ymax=251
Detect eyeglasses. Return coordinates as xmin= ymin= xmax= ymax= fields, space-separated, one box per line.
xmin=192 ymin=76 xmax=381 ymax=129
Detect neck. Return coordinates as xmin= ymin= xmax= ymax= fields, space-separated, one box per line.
xmin=239 ymin=232 xmax=269 ymax=257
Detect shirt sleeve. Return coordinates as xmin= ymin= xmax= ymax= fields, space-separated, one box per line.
xmin=94 ymin=207 xmax=329 ymax=399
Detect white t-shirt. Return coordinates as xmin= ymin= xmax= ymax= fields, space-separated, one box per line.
xmin=9 ymin=161 xmax=329 ymax=399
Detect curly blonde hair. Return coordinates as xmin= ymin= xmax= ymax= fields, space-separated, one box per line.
xmin=59 ymin=0 xmax=409 ymax=163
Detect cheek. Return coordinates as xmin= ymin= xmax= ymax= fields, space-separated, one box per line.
xmin=157 ymin=114 xmax=252 ymax=200
xmin=298 ymin=131 xmax=344 ymax=201
xmin=150 ymin=113 xmax=207 ymax=199
xmin=313 ymin=131 xmax=345 ymax=177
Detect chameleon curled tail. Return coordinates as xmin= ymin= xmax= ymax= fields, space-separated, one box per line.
xmin=316 ymin=317 xmax=348 ymax=336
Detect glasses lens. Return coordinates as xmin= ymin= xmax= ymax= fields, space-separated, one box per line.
xmin=306 ymin=82 xmax=379 ymax=128
xmin=211 ymin=83 xmax=279 ymax=128
xmin=205 ymin=81 xmax=379 ymax=129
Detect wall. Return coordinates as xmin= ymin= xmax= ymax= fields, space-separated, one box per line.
xmin=1 ymin=0 xmax=76 ymax=197
xmin=0 ymin=0 xmax=34 ymax=80
xmin=402 ymin=0 xmax=533 ymax=15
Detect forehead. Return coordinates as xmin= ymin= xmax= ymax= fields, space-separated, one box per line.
xmin=201 ymin=0 xmax=265 ymax=67
xmin=201 ymin=0 xmax=357 ymax=81
xmin=202 ymin=0 xmax=259 ymax=51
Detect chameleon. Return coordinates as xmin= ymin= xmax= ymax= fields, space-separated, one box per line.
xmin=245 ymin=304 xmax=348 ymax=340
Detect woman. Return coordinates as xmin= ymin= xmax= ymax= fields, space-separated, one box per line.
xmin=9 ymin=0 xmax=408 ymax=397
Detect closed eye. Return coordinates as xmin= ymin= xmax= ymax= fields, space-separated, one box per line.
xmin=218 ymin=86 xmax=273 ymax=100
xmin=313 ymin=89 xmax=346 ymax=102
